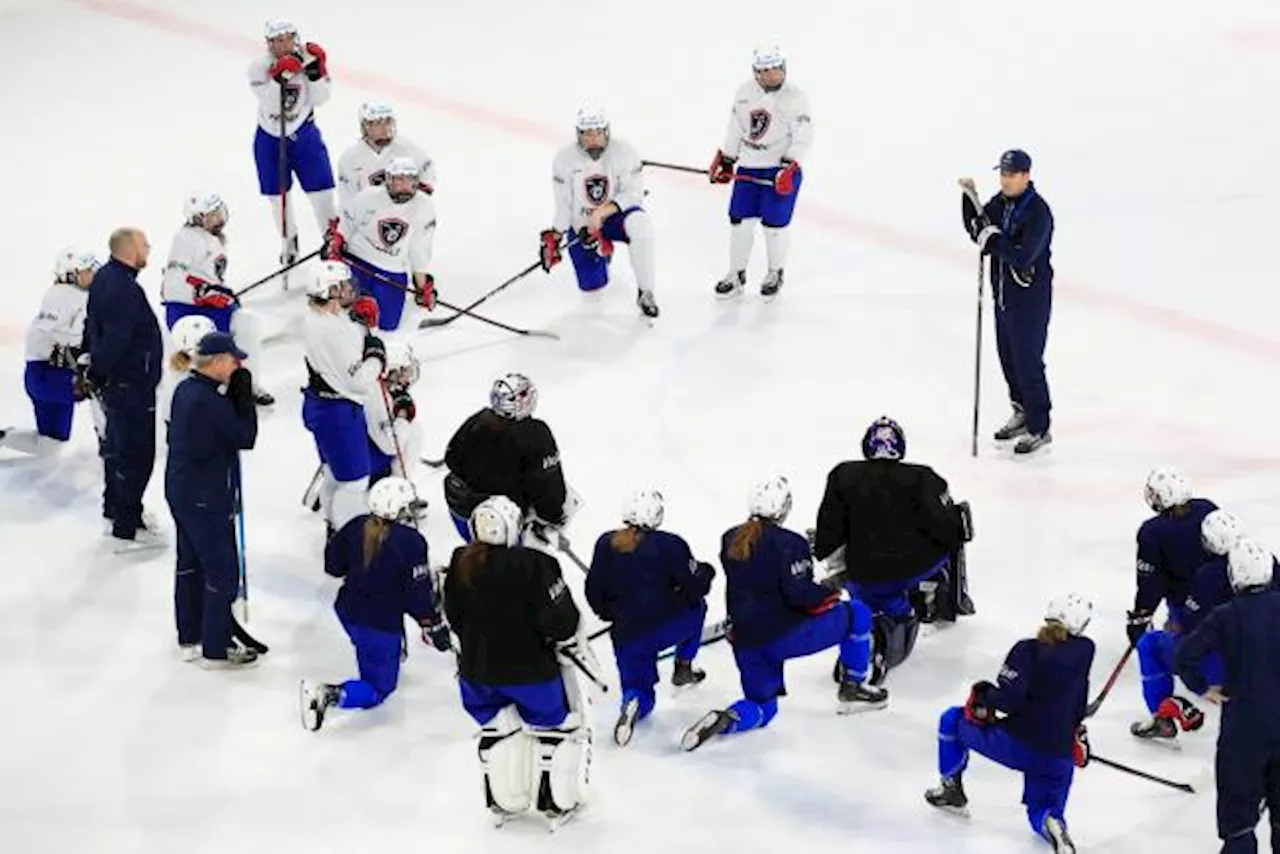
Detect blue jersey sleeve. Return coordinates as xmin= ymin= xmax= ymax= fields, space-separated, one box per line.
xmin=1134 ymin=521 xmax=1166 ymax=614
xmin=1173 ymin=607 xmax=1222 ymax=696
xmin=402 ymin=530 xmax=437 ymax=623
xmin=664 ymin=533 xmax=711 ymax=602
xmin=778 ymin=534 xmax=829 ymax=613
xmin=984 ymin=639 xmax=1036 ymax=716
xmin=584 ymin=533 xmax=616 ymax=622
xmin=323 ymin=518 xmax=361 ymax=579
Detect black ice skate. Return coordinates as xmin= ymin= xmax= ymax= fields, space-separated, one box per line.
xmin=924 ymin=775 xmax=969 ymax=817
xmin=671 ymin=659 xmax=706 ymax=688
xmin=837 ymin=678 xmax=888 ymax=714
xmin=253 ymin=387 xmax=276 ymax=407
xmin=993 ymin=405 xmax=1028 ymax=441
xmin=714 ymin=270 xmax=745 ymax=298
xmin=681 ymin=709 xmax=738 ymax=752
xmin=637 ymin=289 xmax=659 ymax=319
xmin=1014 ymin=431 xmax=1052 ymax=455
xmin=536 ymin=774 xmax=582 ymax=832
xmin=200 ymin=645 xmax=259 ymax=670
xmin=759 ymin=269 xmax=784 ymax=299
xmin=299 ymin=680 xmax=342 ymax=731
xmin=1043 ymin=815 xmax=1077 ymax=853
xmin=614 ymin=696 xmax=641 ymax=747
xmin=1129 ymin=714 xmax=1178 ymax=744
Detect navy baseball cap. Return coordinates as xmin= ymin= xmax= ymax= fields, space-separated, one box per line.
xmin=197 ymin=331 xmax=248 ymax=360
xmin=995 ymin=149 xmax=1032 ymax=173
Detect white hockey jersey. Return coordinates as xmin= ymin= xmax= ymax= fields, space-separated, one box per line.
xmin=721 ymin=79 xmax=813 ymax=169
xmin=25 ymin=283 xmax=88 ymax=363
xmin=337 ymin=138 xmax=437 ymax=210
xmin=302 ymin=310 xmax=382 ymax=404
xmin=248 ymin=54 xmax=331 ymax=137
xmin=160 ymin=226 xmax=229 ymax=305
xmin=340 ymin=186 xmax=436 ymax=275
xmin=552 ymin=139 xmax=646 ymax=233
xmin=365 ymin=399 xmax=417 ymax=462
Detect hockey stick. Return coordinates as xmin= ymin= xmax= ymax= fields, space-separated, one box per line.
xmin=277 ymin=80 xmax=292 ymax=290
xmin=233 ymin=458 xmax=249 ymax=624
xmin=556 ymin=533 xmax=591 ymax=576
xmin=232 ymin=614 xmax=269 ymax=654
xmin=301 ymin=463 xmax=323 ymax=511
xmin=378 ymin=379 xmax=427 ymax=526
xmin=420 ymin=456 xmax=445 ymax=469
xmin=234 ymin=248 xmax=322 ymax=299
xmin=1084 ymin=641 xmax=1137 ymax=718
xmin=1089 ymin=754 xmax=1195 ymax=793
xmin=560 ymin=646 xmax=609 ymax=693
xmin=959 ymin=182 xmax=986 ymax=458
xmin=342 ymin=256 xmax=560 ymax=340
xmin=641 ymin=159 xmax=774 ymax=186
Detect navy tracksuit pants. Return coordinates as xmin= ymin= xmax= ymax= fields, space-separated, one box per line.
xmin=172 ymin=507 xmax=237 ymax=657
xmin=100 ymin=382 xmax=157 ymax=538
xmin=994 ymin=281 xmax=1053 ymax=435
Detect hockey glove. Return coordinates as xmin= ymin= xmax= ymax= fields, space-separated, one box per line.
xmin=362 ymin=334 xmax=387 ymax=372
xmin=226 ymin=367 xmax=256 ymax=415
xmin=390 ymin=389 xmax=416 ymax=423
xmin=413 ymin=273 xmax=436 ymax=310
xmin=1125 ymin=609 xmax=1153 ymax=646
xmin=268 ymin=53 xmax=304 ymax=81
xmin=303 ymin=41 xmax=328 ymax=80
xmin=709 ymin=150 xmax=736 ymax=184
xmin=695 ymin=560 xmax=716 ymax=585
xmin=964 ymin=681 xmax=996 ymax=725
xmin=1072 ymin=725 xmax=1090 ymax=768
xmin=349 ymin=295 xmax=379 ymax=329
xmin=975 ymin=225 xmax=1002 ymax=255
xmin=323 ymin=218 xmax=345 ymax=261
xmin=192 ymin=280 xmax=237 ymax=309
xmin=961 ymin=190 xmax=991 ymax=240
xmin=420 ymin=616 xmax=452 ymax=652
xmin=539 ymin=229 xmax=563 ymax=272
xmin=774 ymin=159 xmax=800 ymax=195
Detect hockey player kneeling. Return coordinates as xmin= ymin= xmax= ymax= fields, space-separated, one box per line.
xmin=812 ymin=416 xmax=973 ymax=687
xmin=444 ymin=497 xmax=596 ymax=829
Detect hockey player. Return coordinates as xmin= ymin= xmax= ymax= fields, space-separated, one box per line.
xmin=301 ymin=476 xmax=451 ymax=731
xmin=925 ymin=594 xmax=1094 ymax=854
xmin=250 ymin=19 xmax=336 ymax=266
xmin=337 ymin=102 xmax=436 ymax=209
xmin=444 ymin=496 xmax=593 ymax=827
xmin=366 ymin=339 xmax=422 ymax=486
xmin=539 ymin=105 xmax=659 ymax=319
xmin=681 ymin=476 xmax=885 ymax=752
xmin=159 ymin=314 xmax=216 ymax=428
xmin=1175 ymin=539 xmax=1280 ymax=853
xmin=301 ymin=261 xmax=385 ymax=536
xmin=2 ymin=249 xmax=100 ymax=455
xmin=443 ymin=373 xmax=569 ymax=541
xmin=160 ymin=191 xmax=273 ymax=406
xmin=585 ymin=489 xmax=714 ymax=746
xmin=709 ymin=45 xmax=813 ymax=300
xmin=1125 ymin=466 xmax=1218 ymax=738
xmin=326 ymin=155 xmax=437 ymax=331
xmin=165 ymin=332 xmax=258 ymax=667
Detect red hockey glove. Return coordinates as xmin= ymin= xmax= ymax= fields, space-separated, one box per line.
xmin=413 ymin=274 xmax=436 ymax=310
xmin=709 ymin=149 xmax=736 ymax=184
xmin=268 ymin=53 xmax=304 ymax=81
xmin=303 ymin=42 xmax=328 ymax=79
xmin=964 ymin=681 xmax=995 ymax=725
xmin=539 ymin=229 xmax=563 ymax=272
xmin=391 ymin=389 xmax=416 ymax=423
xmin=349 ymin=295 xmax=379 ymax=329
xmin=1072 ymin=725 xmax=1090 ymax=768
xmin=774 ymin=159 xmax=800 ymax=195
xmin=1156 ymin=696 xmax=1205 ymax=732
xmin=323 ymin=218 xmax=345 ymax=261
xmin=191 ymin=279 xmax=236 ymax=309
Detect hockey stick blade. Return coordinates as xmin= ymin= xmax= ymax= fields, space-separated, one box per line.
xmin=420 ymin=456 xmax=446 ymax=468
xmin=1090 ymin=754 xmax=1194 ymax=793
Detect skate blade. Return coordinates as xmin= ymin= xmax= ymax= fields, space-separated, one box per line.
xmin=298 ymin=681 xmax=317 ymax=731
xmin=111 ymin=541 xmax=167 ymax=556
xmin=545 ymin=805 xmax=582 ymax=832
xmin=614 ymin=700 xmax=639 ymax=747
xmin=1132 ymin=734 xmax=1182 ymax=751
xmin=837 ymin=699 xmax=888 ymax=715
xmin=932 ymin=803 xmax=971 ymax=819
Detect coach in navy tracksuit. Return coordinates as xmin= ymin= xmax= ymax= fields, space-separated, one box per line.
xmin=961 ymin=149 xmax=1055 ymax=456
xmin=165 ymin=332 xmax=257 ymax=664
xmin=85 ymin=228 xmax=163 ymax=542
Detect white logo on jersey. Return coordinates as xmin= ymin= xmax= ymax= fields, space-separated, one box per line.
xmin=999 ymin=664 xmax=1019 ymax=682
xmin=542 ymin=453 xmax=560 ymax=470
xmin=547 ymin=577 xmax=567 ymax=601
xmin=789 ymin=558 xmax=812 ymax=578
xmin=1136 ymin=559 xmax=1156 ymax=576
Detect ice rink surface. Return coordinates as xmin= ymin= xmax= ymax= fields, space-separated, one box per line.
xmin=2 ymin=0 xmax=1279 ymax=851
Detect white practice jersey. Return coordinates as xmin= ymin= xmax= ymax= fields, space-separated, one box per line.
xmin=248 ymin=55 xmax=331 ymax=137
xmin=722 ymin=79 xmax=813 ymax=169
xmin=552 ymin=139 xmax=645 ymax=233
xmin=302 ymin=310 xmax=382 ymax=404
xmin=161 ymin=226 xmax=229 ymax=305
xmin=337 ymin=138 xmax=437 ymax=210
xmin=25 ymin=283 xmax=88 ymax=363
xmin=340 ymin=186 xmax=436 ymax=275
xmin=365 ymin=399 xmax=416 ymax=460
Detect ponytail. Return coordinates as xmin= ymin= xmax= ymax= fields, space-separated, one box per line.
xmin=610 ymin=526 xmax=644 ymax=554
xmin=456 ymin=542 xmax=489 ymax=587
xmin=1036 ymin=620 xmax=1070 ymax=646
xmin=361 ymin=516 xmax=391 ymax=569
xmin=726 ymin=517 xmax=765 ymax=562
xmin=168 ymin=351 xmax=192 ymax=373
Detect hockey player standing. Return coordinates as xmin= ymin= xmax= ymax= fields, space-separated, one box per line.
xmin=959 ymin=149 xmax=1055 ymax=454
xmin=539 ymin=105 xmax=659 ymax=319
xmin=681 ymin=477 xmax=885 ymax=752
xmin=301 ymin=476 xmax=451 ymax=731
xmin=1175 ymin=539 xmax=1280 ymax=853
xmin=709 ymin=45 xmax=812 ymax=300
xmin=585 ymin=489 xmax=713 ymax=746
xmin=365 ymin=340 xmax=421 ymax=486
xmin=165 ymin=332 xmax=258 ymax=667
xmin=443 ymin=373 xmax=569 ymax=541
xmin=249 ymin=19 xmax=336 ymax=266
xmin=812 ymin=417 xmax=971 ymax=685
xmin=327 ymin=155 xmax=437 ymax=331
xmin=444 ymin=496 xmax=593 ymax=827
xmin=337 ymin=102 xmax=436 ymax=209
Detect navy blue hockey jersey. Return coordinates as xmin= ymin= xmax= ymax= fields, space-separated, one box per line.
xmin=585 ymin=529 xmax=713 ymax=646
xmin=985 ymin=634 xmax=1094 ymax=758
xmin=721 ymin=522 xmax=829 ymax=649
xmin=1134 ymin=497 xmax=1218 ymax=614
xmin=325 ymin=516 xmax=438 ymax=633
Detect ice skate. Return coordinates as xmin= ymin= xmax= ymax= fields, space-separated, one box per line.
xmin=1129 ymin=714 xmax=1179 ymax=747
xmin=671 ymin=659 xmax=706 ymax=688
xmin=636 ymin=289 xmax=659 ymax=319
xmin=1043 ymin=815 xmax=1077 ymax=853
xmin=199 ymin=646 xmax=259 ymax=670
xmin=1160 ymin=695 xmax=1205 ymax=731
xmin=681 ymin=708 xmax=737 ymax=751
xmin=299 ymin=680 xmax=341 ymax=731
xmin=179 ymin=644 xmax=201 ymax=663
xmin=110 ymin=521 xmax=167 ymax=555
xmin=1014 ymin=431 xmax=1052 ymax=456
xmin=253 ymin=386 xmax=276 ymax=407
xmin=536 ymin=774 xmax=583 ymax=831
xmin=614 ymin=696 xmax=641 ymax=747
xmin=759 ymin=268 xmax=783 ymax=300
xmin=714 ymin=270 xmax=745 ymax=298
xmin=993 ymin=406 xmax=1028 ymax=441
xmin=924 ymin=775 xmax=969 ymax=817
xmin=837 ymin=678 xmax=888 ymax=714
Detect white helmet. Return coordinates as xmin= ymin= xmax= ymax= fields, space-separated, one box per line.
xmin=490 ymin=373 xmax=537 ymax=420
xmin=385 ymin=156 xmax=419 ymax=179
xmin=748 ymin=475 xmax=792 ymax=523
xmin=1201 ymin=510 xmax=1246 ymax=557
xmin=184 ymin=191 xmax=228 ymax=230
xmin=54 ymin=247 xmax=101 ymax=284
xmin=1045 ymin=593 xmax=1093 ymax=636
xmin=264 ymin=19 xmax=297 ymax=39
xmin=307 ymin=260 xmax=352 ymax=300
xmin=470 ymin=496 xmax=523 ymax=547
xmin=574 ymin=104 xmax=610 ymax=133
xmin=1144 ymin=466 xmax=1192 ymax=512
xmin=385 ymin=340 xmax=420 ymax=387
xmin=622 ymin=489 xmax=664 ymax=530
xmin=358 ymin=101 xmax=396 ymax=125
xmin=752 ymin=44 xmax=787 ymax=71
xmin=171 ymin=315 xmax=217 ymax=356
xmin=1227 ymin=539 xmax=1274 ymax=591
xmin=369 ymin=476 xmax=415 ymax=522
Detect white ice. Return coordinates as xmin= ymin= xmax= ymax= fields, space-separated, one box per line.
xmin=2 ymin=0 xmax=1279 ymax=851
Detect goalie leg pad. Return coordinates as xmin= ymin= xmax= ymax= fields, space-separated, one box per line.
xmin=872 ymin=613 xmax=920 ymax=671
xmin=534 ymin=715 xmax=592 ymax=812
xmin=479 ymin=706 xmax=535 ymax=814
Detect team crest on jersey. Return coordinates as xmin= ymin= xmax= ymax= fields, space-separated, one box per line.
xmin=214 ymin=255 xmax=228 ymax=282
xmin=378 ymin=217 xmax=409 ymax=248
xmin=584 ymin=174 xmax=610 ymax=206
xmin=368 ymin=169 xmax=387 ymax=187
xmin=282 ymin=84 xmax=301 ymax=116
xmin=748 ymin=109 xmax=772 ymax=141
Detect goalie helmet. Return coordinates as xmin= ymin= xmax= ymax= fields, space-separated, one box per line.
xmin=1201 ymin=510 xmax=1246 ymax=557
xmin=470 ymin=495 xmax=523 ymax=547
xmin=1227 ymin=539 xmax=1273 ymax=591
xmin=748 ymin=475 xmax=792 ymax=523
xmin=368 ymin=476 xmax=415 ymax=522
xmin=384 ymin=340 xmax=419 ymax=388
xmin=490 ymin=373 xmax=537 ymax=420
xmin=861 ymin=416 xmax=906 ymax=461
xmin=54 ymin=248 xmax=101 ymax=284
xmin=183 ymin=191 xmax=228 ymax=234
xmin=622 ymin=489 xmax=664 ymax=530
xmin=1143 ymin=466 xmax=1192 ymax=512
xmin=1045 ymin=593 xmax=1092 ymax=636
xmin=171 ymin=314 xmax=217 ymax=356
xmin=307 ymin=260 xmax=353 ymax=301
